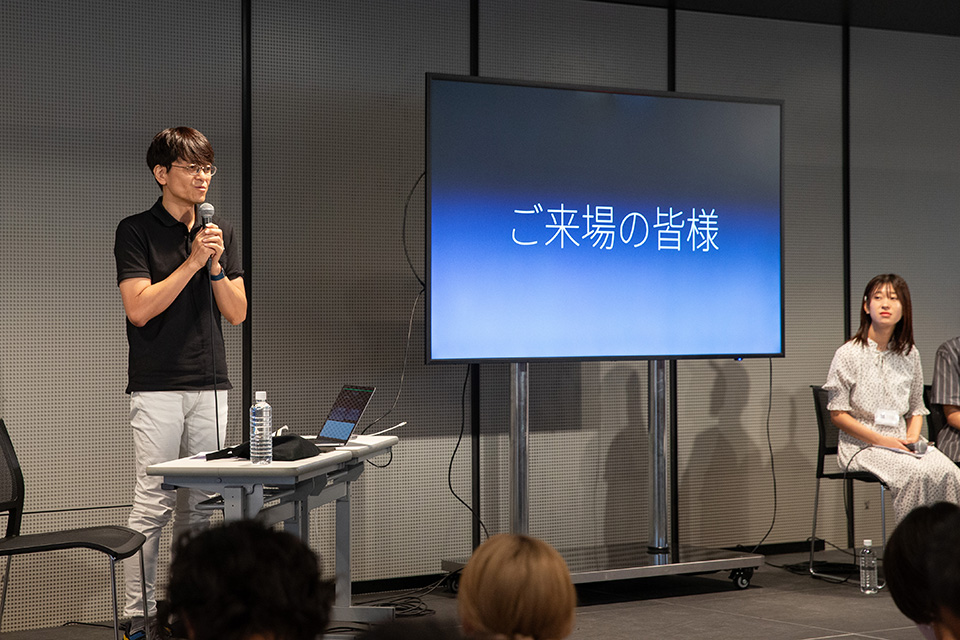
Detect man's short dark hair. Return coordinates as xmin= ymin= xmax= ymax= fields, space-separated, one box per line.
xmin=165 ymin=520 xmax=334 ymax=640
xmin=885 ymin=501 xmax=960 ymax=625
xmin=146 ymin=127 xmax=214 ymax=189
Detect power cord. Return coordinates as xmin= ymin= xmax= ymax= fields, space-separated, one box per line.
xmin=353 ymin=571 xmax=454 ymax=618
xmin=325 ymin=625 xmax=371 ymax=635
xmin=361 ymin=288 xmax=423 ymax=436
xmin=63 ymin=621 xmax=114 ymax=630
xmin=449 ymin=364 xmax=489 ymax=540
xmin=360 ymin=288 xmax=424 ymax=469
xmin=748 ymin=358 xmax=777 ymax=553
xmin=402 ymin=172 xmax=426 ymax=287
xmin=359 ymin=171 xmax=428 ymax=466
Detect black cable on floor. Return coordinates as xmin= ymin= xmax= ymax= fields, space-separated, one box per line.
xmin=353 ymin=572 xmax=455 ymax=618
xmin=62 ymin=621 xmax=114 ymax=629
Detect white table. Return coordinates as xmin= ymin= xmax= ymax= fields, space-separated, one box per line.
xmin=147 ymin=434 xmax=398 ymax=624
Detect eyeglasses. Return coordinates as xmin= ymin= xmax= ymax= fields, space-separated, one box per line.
xmin=171 ymin=163 xmax=217 ymax=176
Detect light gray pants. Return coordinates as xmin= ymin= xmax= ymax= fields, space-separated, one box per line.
xmin=123 ymin=390 xmax=226 ymax=618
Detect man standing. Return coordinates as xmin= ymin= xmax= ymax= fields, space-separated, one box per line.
xmin=931 ymin=337 xmax=960 ymax=462
xmin=114 ymin=127 xmax=246 ymax=639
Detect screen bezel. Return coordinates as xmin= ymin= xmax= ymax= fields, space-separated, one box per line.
xmin=425 ymin=73 xmax=785 ymax=364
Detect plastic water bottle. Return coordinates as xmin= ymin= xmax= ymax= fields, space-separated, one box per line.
xmin=859 ymin=539 xmax=878 ymax=594
xmin=249 ymin=391 xmax=273 ymax=464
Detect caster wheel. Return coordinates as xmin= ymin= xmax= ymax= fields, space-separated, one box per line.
xmin=730 ymin=568 xmax=753 ymax=590
xmin=445 ymin=573 xmax=460 ymax=594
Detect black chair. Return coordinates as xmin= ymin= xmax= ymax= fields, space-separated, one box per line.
xmin=0 ymin=418 xmax=148 ymax=639
xmin=809 ymin=385 xmax=887 ymax=582
xmin=924 ymin=384 xmax=949 ymax=447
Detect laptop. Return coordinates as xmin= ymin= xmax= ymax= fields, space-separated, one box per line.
xmin=311 ymin=385 xmax=376 ymax=450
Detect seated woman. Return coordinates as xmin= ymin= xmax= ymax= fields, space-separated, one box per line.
xmin=824 ymin=273 xmax=960 ymax=523
xmin=458 ymin=534 xmax=576 ymax=640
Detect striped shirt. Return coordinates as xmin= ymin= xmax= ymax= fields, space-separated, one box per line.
xmin=931 ymin=337 xmax=960 ymax=461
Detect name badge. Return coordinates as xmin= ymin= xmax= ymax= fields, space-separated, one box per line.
xmin=875 ymin=409 xmax=900 ymax=427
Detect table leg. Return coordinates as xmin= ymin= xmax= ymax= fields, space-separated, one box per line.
xmin=330 ymin=480 xmax=393 ymax=624
xmin=221 ymin=484 xmax=264 ymax=522
xmin=335 ymin=483 xmax=351 ymax=607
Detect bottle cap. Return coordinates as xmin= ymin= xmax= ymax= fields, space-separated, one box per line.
xmin=255 ymin=391 xmax=267 ymax=401
xmin=863 ymin=539 xmax=872 ymax=547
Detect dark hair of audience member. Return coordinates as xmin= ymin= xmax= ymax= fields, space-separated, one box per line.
xmin=458 ymin=533 xmax=576 ymax=640
xmin=885 ymin=501 xmax=960 ymax=627
xmin=165 ymin=520 xmax=335 ymax=640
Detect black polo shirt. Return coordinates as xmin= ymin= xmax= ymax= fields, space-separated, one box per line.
xmin=114 ymin=198 xmax=243 ymax=393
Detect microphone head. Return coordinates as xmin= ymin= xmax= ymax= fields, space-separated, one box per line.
xmin=198 ymin=202 xmax=215 ymax=226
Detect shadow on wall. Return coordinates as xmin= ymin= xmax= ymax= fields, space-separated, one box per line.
xmin=783 ymin=386 xmax=818 ymax=538
xmin=603 ymin=367 xmax=646 ymax=563
xmin=679 ymin=360 xmax=760 ymax=546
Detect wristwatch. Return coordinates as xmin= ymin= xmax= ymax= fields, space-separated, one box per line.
xmin=210 ymin=265 xmax=227 ymax=281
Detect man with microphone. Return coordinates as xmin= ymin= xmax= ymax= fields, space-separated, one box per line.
xmin=114 ymin=127 xmax=246 ymax=640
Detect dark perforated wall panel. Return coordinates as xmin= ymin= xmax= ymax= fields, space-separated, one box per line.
xmin=249 ymin=0 xmax=472 ymax=579
xmin=0 ymin=0 xmax=241 ymax=629
xmin=850 ymin=28 xmax=960 ymax=362
xmin=674 ymin=12 xmax=854 ymax=546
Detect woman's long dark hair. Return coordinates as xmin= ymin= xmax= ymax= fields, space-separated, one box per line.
xmin=850 ymin=273 xmax=914 ymax=355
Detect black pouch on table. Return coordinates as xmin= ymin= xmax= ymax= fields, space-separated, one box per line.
xmin=205 ymin=434 xmax=320 ymax=461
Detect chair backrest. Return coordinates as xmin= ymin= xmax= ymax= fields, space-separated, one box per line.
xmin=811 ymin=385 xmax=838 ymax=478
xmin=925 ymin=384 xmax=949 ymax=445
xmin=0 ymin=419 xmax=25 ymax=538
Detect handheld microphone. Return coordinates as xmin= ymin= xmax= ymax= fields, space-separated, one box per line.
xmin=907 ymin=439 xmax=928 ymax=455
xmin=199 ymin=202 xmax=214 ymax=226
xmin=198 ymin=203 xmax=215 ymax=268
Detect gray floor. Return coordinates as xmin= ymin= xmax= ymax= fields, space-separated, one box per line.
xmin=5 ymin=551 xmax=922 ymax=640
xmin=561 ymin=551 xmax=920 ymax=640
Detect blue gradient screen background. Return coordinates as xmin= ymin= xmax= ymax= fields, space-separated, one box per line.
xmin=427 ymin=76 xmax=782 ymax=361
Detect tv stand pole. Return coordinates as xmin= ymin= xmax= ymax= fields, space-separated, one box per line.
xmin=649 ymin=360 xmax=668 ymax=553
xmin=510 ymin=362 xmax=529 ymax=534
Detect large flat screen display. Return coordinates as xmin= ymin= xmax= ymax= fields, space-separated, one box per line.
xmin=426 ymin=74 xmax=783 ymax=362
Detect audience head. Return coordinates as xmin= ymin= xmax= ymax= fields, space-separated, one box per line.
xmin=885 ymin=502 xmax=960 ymax=640
xmin=458 ymin=533 xmax=576 ymax=640
xmin=852 ymin=273 xmax=914 ymax=354
xmin=165 ymin=520 xmax=335 ymax=640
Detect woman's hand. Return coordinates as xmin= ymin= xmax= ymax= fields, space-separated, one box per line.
xmin=884 ymin=436 xmax=912 ymax=451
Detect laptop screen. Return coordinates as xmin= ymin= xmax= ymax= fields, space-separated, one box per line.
xmin=317 ymin=385 xmax=376 ymax=442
